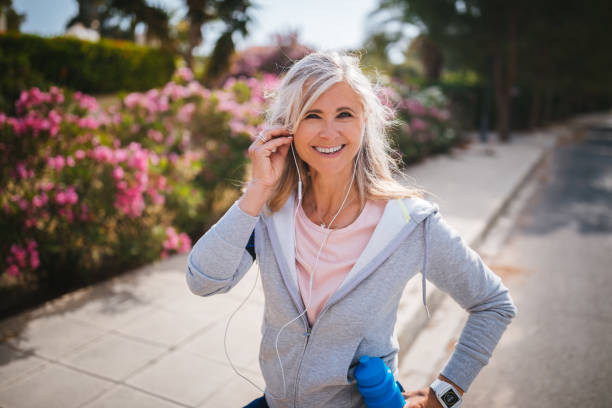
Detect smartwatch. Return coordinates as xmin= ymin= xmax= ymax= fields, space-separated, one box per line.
xmin=429 ymin=379 xmax=463 ymax=408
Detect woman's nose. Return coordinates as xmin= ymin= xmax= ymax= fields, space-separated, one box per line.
xmin=319 ymin=121 xmax=339 ymax=138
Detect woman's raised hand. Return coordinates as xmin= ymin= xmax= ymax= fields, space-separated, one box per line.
xmin=238 ymin=127 xmax=294 ymax=216
xmin=248 ymin=127 xmax=294 ymax=192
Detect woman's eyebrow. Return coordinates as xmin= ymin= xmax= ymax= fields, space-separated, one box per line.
xmin=305 ymin=107 xmax=357 ymax=114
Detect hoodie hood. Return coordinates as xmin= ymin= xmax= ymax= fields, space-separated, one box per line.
xmin=262 ymin=192 xmax=440 ymax=319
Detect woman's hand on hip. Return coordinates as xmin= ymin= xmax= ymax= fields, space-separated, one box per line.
xmin=402 ymin=387 xmax=443 ymax=408
xmin=248 ymin=126 xmax=294 ymax=193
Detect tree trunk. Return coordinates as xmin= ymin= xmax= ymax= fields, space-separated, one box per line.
xmin=529 ymin=89 xmax=542 ymax=130
xmin=493 ymin=10 xmax=517 ymax=142
xmin=186 ymin=22 xmax=202 ymax=70
xmin=493 ymin=52 xmax=510 ymax=142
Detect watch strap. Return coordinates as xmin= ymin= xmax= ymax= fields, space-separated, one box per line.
xmin=430 ymin=379 xmax=463 ymax=408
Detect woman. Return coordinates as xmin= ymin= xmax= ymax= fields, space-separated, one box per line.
xmin=186 ymin=51 xmax=517 ymax=408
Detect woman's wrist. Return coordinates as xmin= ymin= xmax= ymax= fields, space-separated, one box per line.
xmin=238 ymin=181 xmax=273 ymax=216
xmin=436 ymin=374 xmax=464 ymax=396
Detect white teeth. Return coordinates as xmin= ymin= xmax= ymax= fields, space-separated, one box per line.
xmin=315 ymin=145 xmax=343 ymax=154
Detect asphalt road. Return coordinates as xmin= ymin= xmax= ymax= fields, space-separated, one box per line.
xmin=463 ymin=126 xmax=612 ymax=407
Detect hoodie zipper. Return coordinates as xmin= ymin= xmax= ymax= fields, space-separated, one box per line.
xmin=293 ymin=305 xmax=334 ymax=407
xmin=293 ymin=324 xmax=311 ymax=407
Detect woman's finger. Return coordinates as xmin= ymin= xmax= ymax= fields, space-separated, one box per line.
xmin=256 ymin=127 xmax=291 ymax=144
xmin=402 ymin=389 xmax=428 ymax=399
xmin=259 ymin=135 xmax=293 ymax=155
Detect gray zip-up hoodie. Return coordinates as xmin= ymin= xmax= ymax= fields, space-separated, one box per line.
xmin=186 ymin=193 xmax=517 ymax=407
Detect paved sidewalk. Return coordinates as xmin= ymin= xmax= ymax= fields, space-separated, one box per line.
xmin=2 ymin=113 xmax=600 ymax=407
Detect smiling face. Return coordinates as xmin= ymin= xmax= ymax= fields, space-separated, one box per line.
xmin=293 ymin=81 xmax=364 ymax=180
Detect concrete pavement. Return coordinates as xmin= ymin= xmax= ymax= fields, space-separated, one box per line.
xmin=1 ymin=113 xmax=600 ymax=407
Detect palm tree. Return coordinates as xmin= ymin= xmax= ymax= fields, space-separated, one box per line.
xmin=66 ymin=0 xmax=171 ymax=46
xmin=184 ymin=0 xmax=255 ymax=78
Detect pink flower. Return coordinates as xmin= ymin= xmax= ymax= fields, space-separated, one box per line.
xmin=74 ymin=91 xmax=99 ymax=111
xmin=429 ymin=107 xmax=450 ymax=121
xmin=229 ymin=119 xmax=247 ymax=135
xmin=114 ymin=186 xmax=146 ymax=217
xmin=163 ymin=226 xmax=179 ymax=250
xmin=135 ymin=172 xmax=148 ymax=185
xmin=59 ymin=207 xmax=74 ymax=222
xmin=6 ymin=264 xmax=20 ymax=276
xmin=10 ymin=244 xmax=27 ymax=268
xmin=217 ymin=99 xmax=240 ymax=115
xmin=65 ymin=187 xmax=78 ymax=204
xmin=78 ymin=117 xmax=99 ymax=129
xmin=177 ymin=103 xmax=196 ymax=123
xmin=156 ymin=176 xmax=167 ymax=190
xmin=75 ymin=149 xmax=85 ymax=159
xmin=176 ymin=67 xmax=194 ymax=82
xmin=56 ymin=191 xmax=67 ymax=205
xmin=30 ymin=253 xmax=40 ymax=269
xmin=16 ymin=162 xmax=27 ymax=179
xmin=129 ymin=150 xmax=148 ymax=171
xmin=410 ymin=118 xmax=428 ymax=132
xmin=149 ymin=152 xmax=160 ymax=165
xmin=92 ymin=146 xmax=113 ymax=162
xmin=55 ymin=156 xmax=66 ymax=170
xmin=402 ymin=99 xmax=427 ymax=116
xmin=27 ymin=240 xmax=38 ymax=250
xmin=147 ymin=129 xmax=164 ymax=143
xmin=32 ymin=195 xmax=44 ymax=207
xmin=147 ymin=188 xmax=165 ymax=205
xmin=178 ymin=232 xmax=191 ymax=253
xmin=48 ymin=109 xmax=61 ymax=123
xmin=124 ymin=93 xmax=140 ymax=109
xmin=113 ymin=166 xmax=125 ymax=180
xmin=114 ymin=149 xmax=128 ymax=163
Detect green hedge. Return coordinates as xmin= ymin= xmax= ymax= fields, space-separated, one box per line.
xmin=0 ymin=33 xmax=176 ymax=114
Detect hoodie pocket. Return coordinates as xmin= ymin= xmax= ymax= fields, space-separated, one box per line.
xmin=326 ymin=337 xmax=363 ymax=386
xmin=258 ymin=327 xmax=302 ymax=399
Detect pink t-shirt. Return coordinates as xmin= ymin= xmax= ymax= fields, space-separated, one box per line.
xmin=295 ymin=198 xmax=387 ymax=326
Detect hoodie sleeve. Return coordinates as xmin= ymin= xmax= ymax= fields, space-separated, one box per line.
xmin=185 ymin=200 xmax=260 ymax=296
xmin=422 ymin=209 xmax=518 ymax=392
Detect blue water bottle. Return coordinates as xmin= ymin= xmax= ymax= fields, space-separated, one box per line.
xmin=354 ymin=355 xmax=406 ymax=408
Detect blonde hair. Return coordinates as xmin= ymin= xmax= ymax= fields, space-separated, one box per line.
xmin=261 ymin=50 xmax=426 ymax=212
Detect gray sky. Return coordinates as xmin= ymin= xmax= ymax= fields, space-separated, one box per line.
xmin=13 ymin=0 xmax=414 ymax=63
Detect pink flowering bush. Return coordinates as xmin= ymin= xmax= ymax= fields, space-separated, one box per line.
xmin=0 ymin=70 xmax=279 ymax=310
xmin=381 ymin=81 xmax=463 ymax=165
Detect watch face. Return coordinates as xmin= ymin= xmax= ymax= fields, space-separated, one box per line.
xmin=441 ymin=389 xmax=459 ymax=406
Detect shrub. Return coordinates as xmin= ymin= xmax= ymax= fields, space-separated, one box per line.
xmin=0 ymin=32 xmax=176 ymax=114
xmin=0 ymin=70 xmax=279 ymax=316
xmin=381 ymin=81 xmax=466 ymax=165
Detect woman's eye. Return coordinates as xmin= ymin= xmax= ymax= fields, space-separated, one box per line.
xmin=306 ymin=113 xmax=320 ymax=119
xmin=338 ymin=111 xmax=352 ymax=118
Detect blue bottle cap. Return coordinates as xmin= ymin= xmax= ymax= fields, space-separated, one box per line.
xmin=354 ymin=356 xmax=406 ymax=408
xmin=354 ymin=356 xmax=387 ymax=387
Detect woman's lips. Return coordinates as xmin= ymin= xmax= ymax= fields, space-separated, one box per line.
xmin=312 ymin=144 xmax=345 ymax=157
